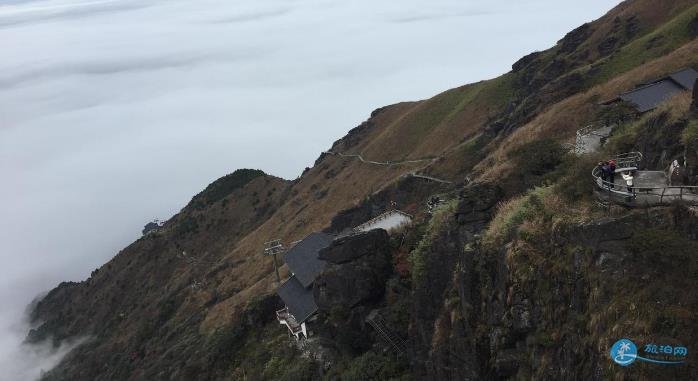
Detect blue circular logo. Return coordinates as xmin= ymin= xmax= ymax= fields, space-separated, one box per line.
xmin=610 ymin=339 xmax=637 ymax=366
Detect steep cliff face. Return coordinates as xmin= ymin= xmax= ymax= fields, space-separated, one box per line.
xmin=28 ymin=1 xmax=698 ymax=380
xmin=409 ymin=190 xmax=698 ymax=380
xmin=29 ymin=170 xmax=292 ymax=379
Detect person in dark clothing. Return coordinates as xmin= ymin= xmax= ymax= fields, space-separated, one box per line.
xmin=608 ymin=159 xmax=616 ymax=188
xmin=598 ymin=162 xmax=607 ymax=184
xmin=601 ymin=161 xmax=611 ymax=188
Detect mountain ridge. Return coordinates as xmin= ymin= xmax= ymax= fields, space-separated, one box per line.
xmin=28 ymin=1 xmax=698 ymax=379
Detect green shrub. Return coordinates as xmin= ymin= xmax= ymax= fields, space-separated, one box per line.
xmin=409 ymin=200 xmax=457 ymax=284
xmin=505 ymin=139 xmax=567 ymax=192
xmin=554 ymin=154 xmax=602 ymax=202
xmin=682 ymin=119 xmax=698 ymax=148
xmin=339 ymin=351 xmax=409 ymax=381
xmin=173 ymin=216 xmax=199 ymax=238
xmin=509 ymin=139 xmax=566 ymax=177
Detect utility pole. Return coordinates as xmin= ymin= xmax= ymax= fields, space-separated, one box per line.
xmin=263 ymin=239 xmax=285 ymax=283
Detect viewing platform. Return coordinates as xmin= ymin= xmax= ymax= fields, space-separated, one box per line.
xmin=592 ymin=152 xmax=698 ymax=207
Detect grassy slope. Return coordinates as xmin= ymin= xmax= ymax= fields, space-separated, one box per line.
xmin=200 ymin=0 xmax=698 ymax=332
xmin=33 ymin=0 xmax=698 ymax=378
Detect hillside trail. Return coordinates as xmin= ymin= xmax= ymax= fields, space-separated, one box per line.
xmin=323 ymin=150 xmax=453 ymax=184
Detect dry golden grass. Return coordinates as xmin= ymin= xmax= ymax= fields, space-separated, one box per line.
xmin=483 ymin=193 xmax=530 ymax=246
xmin=655 ymin=91 xmax=694 ymax=123
xmin=476 ymin=39 xmax=698 ymax=181
xmin=484 ymin=187 xmax=596 ymax=248
xmin=197 ymin=6 xmax=698 ymax=334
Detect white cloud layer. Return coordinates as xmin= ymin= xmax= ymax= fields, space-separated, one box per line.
xmin=0 ymin=0 xmax=619 ymax=379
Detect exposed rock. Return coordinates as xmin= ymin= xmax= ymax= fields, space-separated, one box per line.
xmin=326 ymin=175 xmax=448 ymax=234
xmin=455 ymin=182 xmax=503 ymax=227
xmin=558 ymin=23 xmax=592 ymax=53
xmin=512 ymin=51 xmax=541 ymax=72
xmin=624 ymin=15 xmax=640 ymax=38
xmin=313 ymin=230 xmax=392 ymax=311
xmin=597 ymin=36 xmax=618 ymax=56
xmin=412 ymin=207 xmax=698 ymax=381
xmin=318 ymin=228 xmax=390 ymax=264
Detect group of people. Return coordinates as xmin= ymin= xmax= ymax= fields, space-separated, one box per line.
xmin=598 ymin=159 xmax=635 ymax=194
xmin=598 ymin=160 xmax=617 ymax=188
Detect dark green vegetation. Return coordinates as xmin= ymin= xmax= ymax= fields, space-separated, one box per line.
xmin=190 ymin=169 xmax=266 ymax=210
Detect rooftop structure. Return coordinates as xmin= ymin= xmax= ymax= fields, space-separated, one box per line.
xmin=277 ymin=276 xmax=318 ymax=323
xmin=275 ymin=232 xmax=334 ymax=339
xmin=282 ymin=232 xmax=334 ymax=288
xmin=602 ymin=68 xmax=698 ymax=113
xmin=353 ymin=209 xmax=413 ymax=234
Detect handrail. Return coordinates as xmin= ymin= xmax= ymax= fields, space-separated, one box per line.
xmin=576 ymin=123 xmax=613 ymax=138
xmin=591 ymin=154 xmax=697 ymax=205
xmin=591 ymin=152 xmax=698 ymax=205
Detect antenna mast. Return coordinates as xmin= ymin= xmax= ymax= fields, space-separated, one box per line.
xmin=263 ymin=239 xmax=285 ymax=283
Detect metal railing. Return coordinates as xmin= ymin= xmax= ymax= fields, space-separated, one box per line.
xmin=276 ymin=307 xmax=303 ymax=335
xmin=591 ymin=152 xmax=698 ymax=206
xmin=366 ymin=312 xmax=407 ymax=354
xmin=613 ymin=151 xmax=643 ymax=170
xmin=575 ymin=123 xmax=615 ymax=153
xmin=629 ymin=186 xmax=698 ymax=204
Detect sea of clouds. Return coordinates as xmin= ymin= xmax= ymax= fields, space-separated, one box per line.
xmin=0 ymin=0 xmax=618 ymax=379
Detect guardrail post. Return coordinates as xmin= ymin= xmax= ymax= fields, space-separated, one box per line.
xmin=660 ymin=188 xmax=665 ymax=204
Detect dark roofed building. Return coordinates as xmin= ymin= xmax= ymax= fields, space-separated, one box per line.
xmin=277 ymin=275 xmax=318 ymax=323
xmin=668 ymin=68 xmax=698 ymax=89
xmin=282 ymin=232 xmax=334 ymax=287
xmin=619 ymin=80 xmax=685 ymax=113
xmin=275 ymin=231 xmax=335 ymax=340
xmin=603 ymin=67 xmax=698 ymax=113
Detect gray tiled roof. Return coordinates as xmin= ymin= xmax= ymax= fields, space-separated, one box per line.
xmin=282 ymin=232 xmax=334 ymax=287
xmin=604 ymin=68 xmax=697 ymax=113
xmin=620 ymin=79 xmax=684 ymax=113
xmin=668 ymin=68 xmax=698 ymax=90
xmin=277 ymin=275 xmax=317 ymax=323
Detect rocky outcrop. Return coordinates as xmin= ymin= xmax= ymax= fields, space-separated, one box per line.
xmin=558 ymin=24 xmax=593 ymax=53
xmin=511 ymin=51 xmax=542 ymax=72
xmin=326 ymin=175 xmax=448 ymax=234
xmin=409 ymin=205 xmax=698 ymax=381
xmin=455 ymin=182 xmax=503 ymax=228
xmin=313 ymin=229 xmax=392 ymax=311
